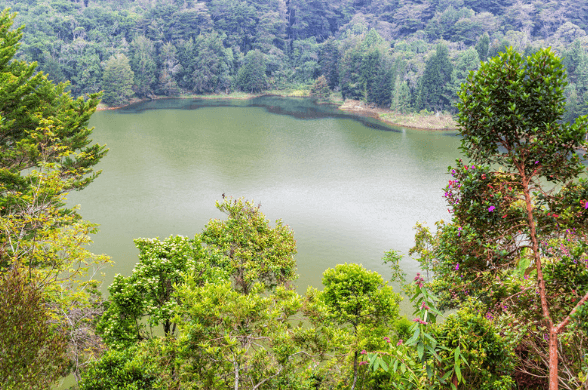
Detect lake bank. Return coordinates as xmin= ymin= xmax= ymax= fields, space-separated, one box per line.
xmin=96 ymin=92 xmax=457 ymax=131
xmin=338 ymin=100 xmax=457 ymax=131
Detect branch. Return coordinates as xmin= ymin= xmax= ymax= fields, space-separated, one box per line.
xmin=554 ymin=290 xmax=588 ymax=334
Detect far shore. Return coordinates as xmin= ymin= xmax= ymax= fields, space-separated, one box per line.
xmin=97 ymin=91 xmax=458 ymax=131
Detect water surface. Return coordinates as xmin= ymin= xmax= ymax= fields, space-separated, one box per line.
xmin=68 ymin=97 xmax=462 ymax=298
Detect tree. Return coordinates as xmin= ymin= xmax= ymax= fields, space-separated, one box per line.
xmin=416 ymin=43 xmax=453 ymax=112
xmin=0 ymin=11 xmax=111 ymax=387
xmin=475 ymin=32 xmax=490 ymax=61
xmin=97 ymin=235 xmax=214 ymax=349
xmin=157 ymin=42 xmax=181 ymax=96
xmin=130 ymin=36 xmax=157 ymax=97
xmin=449 ymin=47 xmax=480 ymax=96
xmin=391 ymin=77 xmax=412 ymax=113
xmin=192 ymin=32 xmax=233 ymax=94
xmin=236 ymin=49 xmax=268 ymax=93
xmin=0 ymin=9 xmax=106 ymax=220
xmin=201 ymin=197 xmax=297 ymax=295
xmin=310 ymin=75 xmax=331 ymax=100
xmin=0 ymin=268 xmax=69 ymax=389
xmin=452 ymin=47 xmax=588 ymax=390
xmin=318 ymin=263 xmax=400 ymax=390
xmin=102 ymin=53 xmax=134 ymax=106
xmin=176 ymin=281 xmax=306 ymax=389
xmin=79 ymin=342 xmax=162 ymax=390
xmin=319 ymin=38 xmax=340 ymax=89
xmin=368 ymin=277 xmax=515 ymax=389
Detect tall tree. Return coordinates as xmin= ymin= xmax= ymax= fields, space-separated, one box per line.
xmin=319 ymin=263 xmax=400 ymax=390
xmin=192 ymin=32 xmax=233 ymax=93
xmin=475 ymin=32 xmax=490 ymax=62
xmin=449 ymin=47 xmax=480 ymax=96
xmin=319 ymin=38 xmax=340 ymax=89
xmin=102 ymin=53 xmax=135 ymax=106
xmin=201 ymin=197 xmax=297 ymax=295
xmin=157 ymin=42 xmax=181 ymax=96
xmin=416 ymin=43 xmax=453 ymax=112
xmin=454 ymin=47 xmax=588 ymax=390
xmin=236 ymin=50 xmax=268 ymax=93
xmin=0 ymin=268 xmax=69 ymax=389
xmin=0 ymin=9 xmax=110 ymax=387
xmin=130 ymin=35 xmax=157 ymax=97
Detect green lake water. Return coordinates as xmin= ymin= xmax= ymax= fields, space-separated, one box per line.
xmin=67 ymin=96 xmax=463 ymax=297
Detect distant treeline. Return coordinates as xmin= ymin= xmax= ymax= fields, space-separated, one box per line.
xmin=4 ymin=0 xmax=588 ymax=119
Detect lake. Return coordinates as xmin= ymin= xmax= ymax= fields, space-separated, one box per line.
xmin=67 ymin=96 xmax=462 ymax=302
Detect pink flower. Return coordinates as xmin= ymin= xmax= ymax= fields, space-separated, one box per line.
xmin=383 ymin=336 xmax=391 ymax=343
xmin=360 ymin=350 xmax=367 ymax=355
xmin=359 ymin=361 xmax=368 ymax=366
xmin=397 ymin=339 xmax=403 ymax=346
xmin=488 ymin=206 xmax=496 ymax=212
xmin=455 ymin=263 xmax=459 ymax=270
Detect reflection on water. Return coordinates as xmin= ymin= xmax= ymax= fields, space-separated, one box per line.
xmin=121 ymin=96 xmax=403 ymax=132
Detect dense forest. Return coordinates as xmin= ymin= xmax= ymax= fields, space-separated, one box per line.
xmin=1 ymin=0 xmax=588 ymax=119
xmin=2 ymin=2 xmax=588 ymax=390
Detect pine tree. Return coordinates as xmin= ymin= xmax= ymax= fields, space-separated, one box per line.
xmin=416 ymin=43 xmax=453 ymax=112
xmin=391 ymin=77 xmax=411 ymax=114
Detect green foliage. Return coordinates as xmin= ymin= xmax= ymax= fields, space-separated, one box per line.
xmin=97 ymin=235 xmax=213 ymax=349
xmin=320 ymin=263 xmax=400 ymax=389
xmin=416 ymin=43 xmax=453 ymax=112
xmin=339 ymin=29 xmax=393 ymax=106
xmin=369 ymin=277 xmax=515 ymax=390
xmin=450 ymin=47 xmax=480 ymax=96
xmin=310 ymin=75 xmax=331 ymax=99
xmin=102 ymin=53 xmax=135 ymax=106
xmin=130 ymin=36 xmax=157 ymax=97
xmin=433 ymin=299 xmax=516 ymax=389
xmin=237 ymin=49 xmax=268 ymax=93
xmin=175 ymin=281 xmax=305 ymax=389
xmin=321 ymin=263 xmax=400 ymax=331
xmin=0 ymin=10 xmax=109 ymax=386
xmin=191 ymin=32 xmax=234 ymax=93
xmin=457 ymin=47 xmax=587 ymax=181
xmin=475 ymin=33 xmax=490 ymax=61
xmin=157 ymin=42 xmax=181 ymax=96
xmin=201 ymin=197 xmax=297 ymax=295
xmin=0 ymin=268 xmax=69 ymax=389
xmin=429 ymin=46 xmax=588 ymax=388
xmin=79 ymin=342 xmax=161 ymax=390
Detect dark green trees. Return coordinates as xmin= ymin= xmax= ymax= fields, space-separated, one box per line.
xmin=416 ymin=43 xmax=453 ymax=112
xmin=237 ymin=49 xmax=268 ymax=93
xmin=130 ymin=36 xmax=157 ymax=97
xmin=0 ymin=9 xmax=109 ymax=387
xmin=339 ymin=29 xmax=394 ymax=107
xmin=102 ymin=53 xmax=135 ymax=106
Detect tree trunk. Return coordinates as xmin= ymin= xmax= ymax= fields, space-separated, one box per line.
xmin=351 ymin=351 xmax=358 ymax=390
xmin=521 ymin=175 xmax=558 ymax=390
xmin=234 ymin=361 xmax=239 ymax=390
xmin=549 ymin=328 xmax=559 ymax=390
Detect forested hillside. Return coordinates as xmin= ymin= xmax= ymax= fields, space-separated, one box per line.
xmin=2 ymin=0 xmax=588 ymax=116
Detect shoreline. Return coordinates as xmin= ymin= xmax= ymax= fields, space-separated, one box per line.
xmin=97 ymin=93 xmax=457 ymax=131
